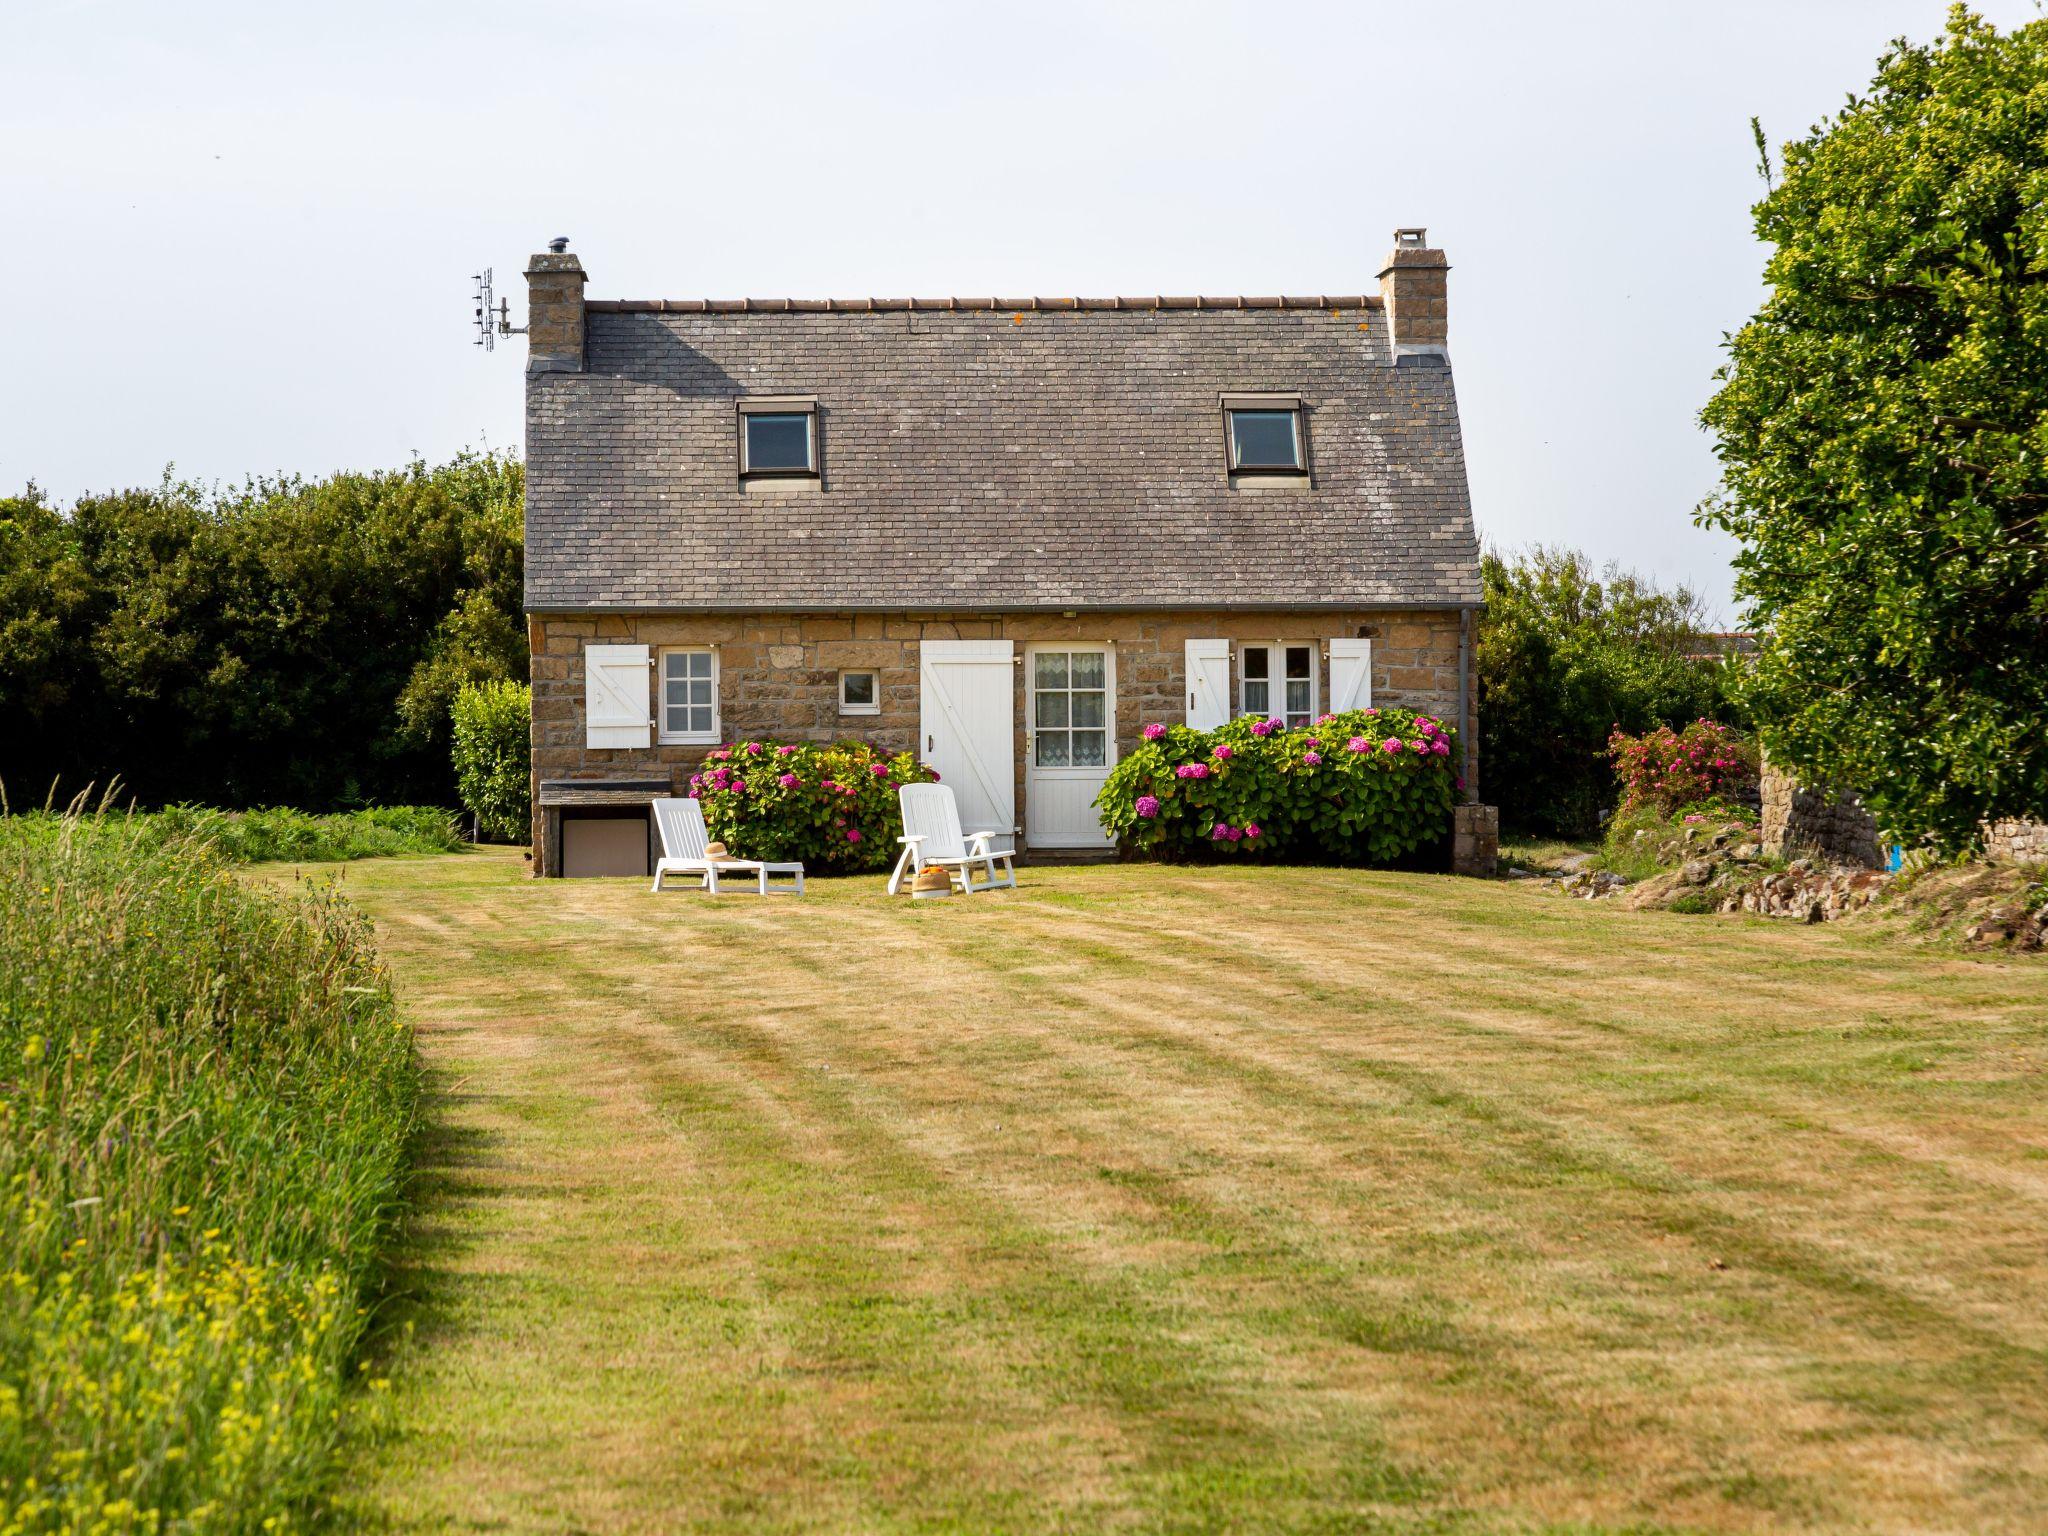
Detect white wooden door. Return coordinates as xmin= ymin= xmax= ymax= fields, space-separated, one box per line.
xmin=1026 ymin=644 xmax=1116 ymax=848
xmin=919 ymin=640 xmax=1016 ymax=837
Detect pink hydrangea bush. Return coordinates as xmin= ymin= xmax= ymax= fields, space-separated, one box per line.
xmin=1096 ymin=706 xmax=1460 ymax=864
xmin=1606 ymin=718 xmax=1757 ymax=817
xmin=692 ymin=738 xmax=936 ymax=871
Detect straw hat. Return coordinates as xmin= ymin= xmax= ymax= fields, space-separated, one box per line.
xmin=910 ymin=866 xmax=953 ymax=898
xmin=704 ymin=840 xmax=729 ymax=859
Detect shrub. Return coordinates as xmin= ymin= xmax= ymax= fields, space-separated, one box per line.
xmin=1095 ymin=708 xmax=1459 ymax=863
xmin=0 ymin=811 xmax=419 ymax=1528
xmin=451 ymin=679 xmax=532 ymax=843
xmin=1607 ymin=719 xmax=1757 ymax=817
xmin=690 ymin=739 xmax=938 ymax=872
xmin=143 ymin=803 xmax=462 ymax=862
xmin=1478 ymin=546 xmax=1741 ymax=837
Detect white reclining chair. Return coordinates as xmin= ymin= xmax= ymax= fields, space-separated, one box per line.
xmin=887 ymin=782 xmax=1016 ymax=895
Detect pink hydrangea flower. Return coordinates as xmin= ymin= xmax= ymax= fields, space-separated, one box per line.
xmin=929 ymin=769 xmax=940 ymax=781
xmin=846 ymin=829 xmax=862 ymax=843
xmin=1212 ymin=822 xmax=1232 ymax=840
xmin=729 ymin=779 xmax=746 ymax=794
xmin=1142 ymin=722 xmax=1166 ymax=740
xmin=708 ymin=749 xmax=731 ymax=761
xmin=1316 ymin=714 xmax=1335 ymax=726
xmin=1135 ymin=794 xmax=1161 ymax=819
xmin=1175 ymin=762 xmax=1210 ymax=780
xmin=1408 ymin=738 xmax=1428 ymax=753
xmin=1213 ymin=745 xmax=1234 ymax=760
xmin=1432 ymin=738 xmax=1451 ymax=756
xmin=1347 ymin=736 xmax=1368 ymax=753
xmin=841 ymin=784 xmax=857 ymax=797
xmin=776 ymin=744 xmax=796 ymax=758
xmin=744 ymin=741 xmax=764 ymax=756
xmin=1302 ymin=750 xmax=1323 ymax=765
xmin=778 ymin=772 xmax=800 ymax=788
xmin=1250 ymin=719 xmax=1279 ymax=738
xmin=1381 ymin=737 xmax=1402 ymax=754
xmin=869 ymin=763 xmax=889 ymax=776
xmin=1243 ymin=822 xmax=1262 ymax=838
xmin=820 ymin=780 xmax=840 ymax=793
xmin=687 ymin=787 xmax=700 ymax=799
xmin=1455 ymin=774 xmax=1466 ymax=791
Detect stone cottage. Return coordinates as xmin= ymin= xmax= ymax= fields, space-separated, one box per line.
xmin=523 ymin=231 xmax=1488 ymax=876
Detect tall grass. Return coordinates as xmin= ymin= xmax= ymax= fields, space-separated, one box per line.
xmin=0 ymin=810 xmax=420 ymax=1530
xmin=1 ymin=802 xmax=463 ymax=866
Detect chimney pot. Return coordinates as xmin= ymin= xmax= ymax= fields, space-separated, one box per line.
xmin=548 ymin=236 xmax=570 ymax=253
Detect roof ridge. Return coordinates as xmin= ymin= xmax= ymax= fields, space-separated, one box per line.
xmin=586 ymin=294 xmax=1382 ymax=315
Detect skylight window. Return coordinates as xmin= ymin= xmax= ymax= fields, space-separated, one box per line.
xmin=737 ymin=397 xmax=819 ymax=477
xmin=1221 ymin=394 xmax=1306 ymax=475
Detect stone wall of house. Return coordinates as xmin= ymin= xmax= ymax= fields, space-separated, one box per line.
xmin=1759 ymin=762 xmax=1883 ymax=869
xmin=1982 ymin=818 xmax=2048 ymax=866
xmin=530 ymin=608 xmax=1472 ymax=868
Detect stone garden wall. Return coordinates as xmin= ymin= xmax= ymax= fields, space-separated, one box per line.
xmin=1759 ymin=761 xmax=1884 ymax=869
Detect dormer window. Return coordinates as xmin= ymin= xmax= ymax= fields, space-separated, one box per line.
xmin=1222 ymin=394 xmax=1305 ymax=475
xmin=738 ymin=397 xmax=819 ymax=478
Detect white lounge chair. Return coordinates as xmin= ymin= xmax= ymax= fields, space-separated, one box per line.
xmin=650 ymin=797 xmax=805 ymax=895
xmin=887 ymin=782 xmax=1016 ymax=895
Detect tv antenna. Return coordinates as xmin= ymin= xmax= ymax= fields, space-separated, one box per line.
xmin=471 ymin=267 xmax=524 ymax=351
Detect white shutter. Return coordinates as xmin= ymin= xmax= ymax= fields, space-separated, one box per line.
xmin=1328 ymin=638 xmax=1373 ymax=712
xmin=1184 ymin=639 xmax=1230 ymax=729
xmin=585 ymin=643 xmax=652 ymax=749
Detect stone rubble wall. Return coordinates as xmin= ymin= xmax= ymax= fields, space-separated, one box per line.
xmin=1759 ymin=761 xmax=1883 ymax=869
xmin=1982 ymin=818 xmax=2048 ymax=866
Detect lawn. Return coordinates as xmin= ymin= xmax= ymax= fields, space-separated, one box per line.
xmin=316 ymin=849 xmax=2047 ymax=1535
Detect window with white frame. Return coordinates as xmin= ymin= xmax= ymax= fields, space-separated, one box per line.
xmin=658 ymin=647 xmax=718 ymax=742
xmin=839 ymin=669 xmax=879 ymax=715
xmin=1239 ymin=644 xmax=1316 ymax=728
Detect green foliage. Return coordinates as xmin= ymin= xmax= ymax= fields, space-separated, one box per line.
xmin=144 ymin=803 xmax=463 ymax=862
xmin=1607 ymin=719 xmax=1758 ymax=817
xmin=451 ymin=681 xmax=533 ymax=844
xmin=0 ymin=452 xmax=524 ymax=811
xmin=1094 ymin=709 xmax=1458 ymax=863
xmin=0 ymin=811 xmax=419 ymax=1528
xmin=1700 ymin=8 xmax=2048 ymax=848
xmin=1478 ymin=546 xmax=1740 ymax=837
xmin=691 ymin=740 xmax=938 ymax=872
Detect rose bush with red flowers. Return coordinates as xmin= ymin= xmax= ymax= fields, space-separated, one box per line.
xmin=689 ymin=739 xmax=936 ymax=871
xmin=1605 ymin=718 xmax=1757 ymax=817
xmin=1096 ymin=708 xmax=1459 ymax=863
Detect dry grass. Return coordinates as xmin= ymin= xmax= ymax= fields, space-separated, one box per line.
xmin=306 ymin=849 xmax=2048 ymax=1534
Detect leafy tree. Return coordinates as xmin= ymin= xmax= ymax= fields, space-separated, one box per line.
xmin=1701 ymin=7 xmax=2048 ymax=848
xmin=1478 ymin=546 xmax=1737 ymax=837
xmin=0 ymin=452 xmax=525 ymax=810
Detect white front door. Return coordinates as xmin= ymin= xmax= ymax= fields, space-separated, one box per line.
xmin=1026 ymin=644 xmax=1117 ymax=849
xmin=919 ymin=640 xmax=1017 ymax=838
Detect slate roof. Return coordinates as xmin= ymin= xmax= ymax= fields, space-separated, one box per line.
xmin=524 ymin=300 xmax=1481 ymax=612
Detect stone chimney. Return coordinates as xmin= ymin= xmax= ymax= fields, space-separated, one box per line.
xmin=525 ymin=238 xmax=587 ymax=374
xmin=1377 ymin=228 xmax=1449 ymax=360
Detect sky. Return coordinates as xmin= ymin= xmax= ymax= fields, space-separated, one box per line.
xmin=4 ymin=0 xmax=2039 ymax=621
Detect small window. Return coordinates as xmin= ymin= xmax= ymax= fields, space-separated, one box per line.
xmin=1239 ymin=643 xmax=1316 ymax=729
xmin=737 ymin=397 xmax=819 ymax=477
xmin=658 ymin=647 xmax=719 ymax=743
xmin=839 ymin=669 xmax=879 ymax=716
xmin=1221 ymin=393 xmax=1305 ymax=474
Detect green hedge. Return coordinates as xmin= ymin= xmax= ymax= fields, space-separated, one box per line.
xmin=0 ymin=813 xmax=419 ymax=1529
xmin=451 ymin=680 xmax=532 ymax=844
xmin=690 ymin=740 xmax=937 ymax=872
xmin=1096 ymin=709 xmax=1460 ymax=862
